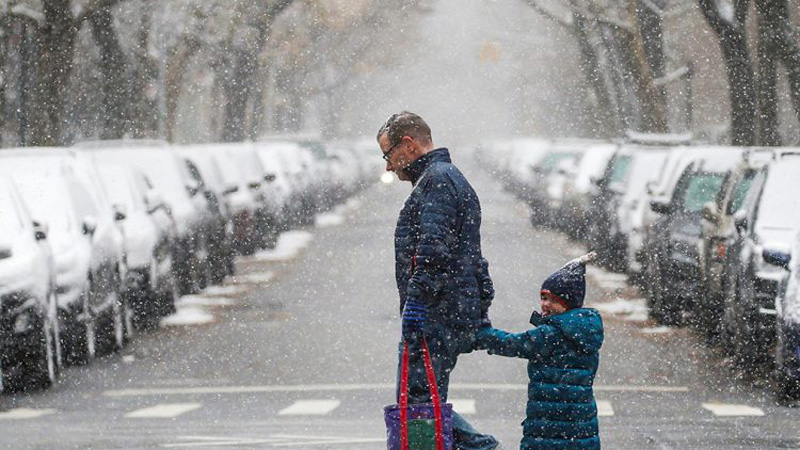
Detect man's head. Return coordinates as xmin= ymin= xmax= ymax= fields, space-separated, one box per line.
xmin=377 ymin=111 xmax=434 ymax=181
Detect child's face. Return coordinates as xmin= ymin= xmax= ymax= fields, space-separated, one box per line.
xmin=540 ymin=291 xmax=568 ymax=317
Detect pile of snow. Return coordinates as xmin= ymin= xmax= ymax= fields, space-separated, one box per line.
xmin=315 ymin=212 xmax=345 ymax=228
xmin=253 ymin=231 xmax=314 ymax=261
xmin=592 ymin=297 xmax=649 ymax=322
xmin=160 ymin=306 xmax=214 ymax=327
xmin=640 ymin=326 xmax=672 ymax=334
xmin=177 ymin=295 xmax=237 ymax=307
xmin=227 ymin=271 xmax=275 ymax=285
xmin=202 ymin=285 xmax=247 ymax=297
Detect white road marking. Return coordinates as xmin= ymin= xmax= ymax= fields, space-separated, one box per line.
xmin=701 ymin=403 xmax=765 ymax=417
xmin=0 ymin=408 xmax=56 ymax=420
xmin=125 ymin=403 xmax=202 ymax=419
xmin=448 ymin=399 xmax=476 ymax=415
xmin=104 ymin=383 xmax=689 ymax=397
xmin=597 ymin=400 xmax=614 ymax=417
xmin=278 ymin=399 xmax=341 ymax=416
xmin=163 ymin=435 xmax=385 ymax=448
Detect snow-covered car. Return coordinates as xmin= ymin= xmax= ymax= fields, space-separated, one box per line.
xmin=560 ymin=143 xmax=618 ymax=240
xmin=646 ymin=148 xmax=742 ymax=324
xmin=0 ymin=176 xmax=61 ymax=390
xmin=91 ymin=162 xmax=180 ymax=329
xmin=253 ymin=141 xmax=297 ymax=232
xmin=74 ymin=141 xmax=213 ymax=295
xmin=177 ymin=150 xmax=236 ymax=280
xmin=528 ymin=145 xmax=584 ymax=225
xmin=720 ymin=153 xmax=800 ymax=365
xmin=0 ymin=149 xmax=126 ymax=363
xmin=764 ymin=229 xmax=800 ymax=402
xmin=694 ymin=149 xmax=773 ymax=335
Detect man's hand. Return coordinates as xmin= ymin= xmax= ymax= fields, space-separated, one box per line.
xmin=402 ymin=299 xmax=427 ymax=339
xmin=479 ymin=309 xmax=492 ymax=329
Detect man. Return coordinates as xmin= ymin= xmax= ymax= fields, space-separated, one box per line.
xmin=378 ymin=112 xmax=499 ymax=450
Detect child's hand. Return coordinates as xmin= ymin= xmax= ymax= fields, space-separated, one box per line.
xmin=472 ymin=327 xmax=493 ymax=352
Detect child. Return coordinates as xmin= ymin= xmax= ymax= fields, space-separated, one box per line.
xmin=475 ymin=253 xmax=603 ymax=450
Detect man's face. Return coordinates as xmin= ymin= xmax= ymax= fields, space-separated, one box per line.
xmin=379 ymin=133 xmax=414 ymax=182
xmin=540 ymin=291 xmax=568 ymax=317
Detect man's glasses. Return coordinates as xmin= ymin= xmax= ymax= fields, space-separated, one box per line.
xmin=382 ymin=140 xmax=402 ymax=162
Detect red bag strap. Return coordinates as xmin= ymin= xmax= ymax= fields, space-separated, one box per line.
xmin=399 ymin=338 xmax=445 ymax=450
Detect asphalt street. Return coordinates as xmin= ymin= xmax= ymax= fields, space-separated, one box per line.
xmin=1 ymin=148 xmax=799 ymax=449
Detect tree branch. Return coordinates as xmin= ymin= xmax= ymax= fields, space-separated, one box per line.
xmin=523 ymin=0 xmax=574 ymax=30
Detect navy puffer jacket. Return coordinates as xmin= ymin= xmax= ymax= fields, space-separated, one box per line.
xmin=395 ymin=148 xmax=491 ymax=329
xmin=476 ymin=308 xmax=604 ymax=450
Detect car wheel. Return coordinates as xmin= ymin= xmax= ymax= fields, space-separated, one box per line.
xmin=121 ymin=288 xmax=135 ymax=345
xmin=774 ymin=370 xmax=800 ymax=405
xmin=63 ymin=289 xmax=96 ymax=365
xmin=3 ymin=312 xmax=58 ymax=391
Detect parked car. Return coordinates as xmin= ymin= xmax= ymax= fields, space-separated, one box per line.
xmin=764 ymin=231 xmax=800 ymax=402
xmin=646 ymin=149 xmax=742 ymax=325
xmin=720 ymin=153 xmax=800 ymax=365
xmin=0 ymin=176 xmax=61 ymax=390
xmin=91 ymin=163 xmax=180 ymax=329
xmin=694 ymin=149 xmax=773 ymax=336
xmin=560 ymin=143 xmax=618 ymax=240
xmin=0 ymin=149 xmax=126 ymax=363
xmin=74 ymin=141 xmax=214 ymax=295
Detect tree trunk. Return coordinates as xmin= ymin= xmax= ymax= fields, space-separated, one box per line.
xmin=221 ymin=49 xmax=257 ymax=142
xmin=89 ymin=5 xmax=130 ymax=139
xmin=573 ymin=12 xmax=617 ymax=136
xmin=28 ymin=0 xmax=79 ymax=146
xmin=130 ymin=0 xmax=159 ymax=138
xmin=756 ymin=9 xmax=781 ymax=146
xmin=165 ymin=37 xmax=200 ymax=142
xmin=698 ymin=0 xmax=757 ymax=146
xmin=756 ymin=0 xmax=800 ymax=133
xmin=630 ymin=0 xmax=668 ymax=133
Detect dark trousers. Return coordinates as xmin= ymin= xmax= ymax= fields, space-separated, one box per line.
xmin=397 ymin=323 xmax=498 ymax=450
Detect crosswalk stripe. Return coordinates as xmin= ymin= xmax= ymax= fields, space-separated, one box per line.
xmin=278 ymin=399 xmax=341 ymax=416
xmin=597 ymin=400 xmax=614 ymax=417
xmin=448 ymin=399 xmax=476 ymax=415
xmin=0 ymin=408 xmax=56 ymax=420
xmin=701 ymin=403 xmax=764 ymax=417
xmin=125 ymin=403 xmax=203 ymax=419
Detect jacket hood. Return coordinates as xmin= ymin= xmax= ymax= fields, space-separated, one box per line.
xmin=545 ymin=308 xmax=604 ymax=353
xmin=405 ymin=148 xmax=451 ymax=184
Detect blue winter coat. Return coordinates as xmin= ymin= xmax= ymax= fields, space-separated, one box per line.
xmin=395 ymin=148 xmax=492 ymax=329
xmin=476 ymin=308 xmax=604 ymax=450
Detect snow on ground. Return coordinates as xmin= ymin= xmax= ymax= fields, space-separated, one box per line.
xmin=177 ymin=295 xmax=237 ymax=307
xmin=593 ymin=297 xmax=649 ymax=322
xmin=640 ymin=326 xmax=672 ymax=334
xmin=160 ymin=306 xmax=214 ymax=327
xmin=201 ymin=285 xmax=248 ymax=297
xmin=227 ymin=271 xmax=275 ymax=285
xmin=315 ymin=212 xmax=345 ymax=228
xmin=252 ymin=231 xmax=314 ymax=261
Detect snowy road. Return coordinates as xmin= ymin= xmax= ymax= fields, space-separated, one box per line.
xmin=0 ymin=148 xmax=799 ymax=449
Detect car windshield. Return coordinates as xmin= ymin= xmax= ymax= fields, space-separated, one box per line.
xmin=609 ymin=155 xmax=632 ymax=184
xmin=109 ymin=150 xmax=193 ymax=214
xmin=0 ymin=185 xmax=23 ymax=235
xmin=12 ymin=173 xmax=76 ymax=237
xmin=99 ymin=167 xmax=139 ymax=211
xmin=682 ymin=173 xmax=725 ymax=213
xmin=756 ymin=159 xmax=800 ymax=230
xmin=537 ymin=152 xmax=578 ymax=175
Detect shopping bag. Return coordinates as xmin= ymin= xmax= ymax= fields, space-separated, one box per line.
xmin=384 ymin=337 xmax=453 ymax=450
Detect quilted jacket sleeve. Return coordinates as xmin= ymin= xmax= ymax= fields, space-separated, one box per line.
xmin=405 ymin=174 xmax=459 ymax=306
xmin=474 ymin=326 xmax=560 ymax=360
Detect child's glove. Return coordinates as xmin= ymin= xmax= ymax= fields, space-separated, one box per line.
xmin=401 ymin=298 xmax=427 ymax=339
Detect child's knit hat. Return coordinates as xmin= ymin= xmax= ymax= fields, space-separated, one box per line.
xmin=540 ymin=252 xmax=597 ymax=310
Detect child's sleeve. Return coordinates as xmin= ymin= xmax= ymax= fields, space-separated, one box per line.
xmin=475 ymin=326 xmax=559 ymax=360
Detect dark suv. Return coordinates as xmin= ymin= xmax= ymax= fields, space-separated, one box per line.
xmin=720 ymin=153 xmax=800 ymax=366
xmin=646 ymin=150 xmax=742 ymax=325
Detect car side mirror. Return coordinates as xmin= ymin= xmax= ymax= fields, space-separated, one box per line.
xmin=733 ymin=209 xmax=748 ymax=233
xmin=650 ymin=199 xmax=673 ymax=215
xmin=222 ymin=184 xmax=239 ymax=196
xmin=248 ymin=181 xmax=262 ymax=190
xmin=701 ymin=202 xmax=719 ymax=225
xmin=264 ymin=173 xmax=276 ymax=183
xmin=113 ymin=204 xmax=127 ymax=222
xmin=763 ymin=247 xmax=791 ymax=269
xmin=82 ymin=216 xmax=98 ymax=236
xmin=145 ymin=190 xmax=165 ymax=214
xmin=646 ymin=181 xmax=657 ymax=195
xmin=32 ymin=220 xmax=48 ymax=241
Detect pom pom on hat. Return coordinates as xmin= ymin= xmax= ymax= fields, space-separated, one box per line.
xmin=540 ymin=252 xmax=597 ymax=310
